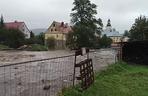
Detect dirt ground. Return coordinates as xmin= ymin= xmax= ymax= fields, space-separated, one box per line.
xmin=0 ymin=50 xmax=74 ymax=64
xmin=0 ymin=49 xmax=117 ymax=96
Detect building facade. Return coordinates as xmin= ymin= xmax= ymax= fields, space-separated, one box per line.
xmin=102 ymin=19 xmax=123 ymax=44
xmin=45 ymin=21 xmax=72 ymax=49
xmin=5 ymin=21 xmax=30 ymax=38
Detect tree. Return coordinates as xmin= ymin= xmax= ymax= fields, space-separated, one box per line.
xmin=123 ymin=30 xmax=130 ymax=37
xmin=0 ymin=29 xmax=25 ymax=48
xmin=100 ymin=35 xmax=112 ymax=48
xmin=30 ymin=31 xmax=35 ymax=38
xmin=0 ymin=28 xmax=7 ymax=42
xmin=66 ymin=32 xmax=77 ymax=49
xmin=70 ymin=0 xmax=103 ymax=48
xmin=129 ymin=16 xmax=148 ymax=41
xmin=0 ymin=15 xmax=4 ymax=28
xmin=36 ymin=32 xmax=45 ymax=45
xmin=25 ymin=32 xmax=45 ymax=45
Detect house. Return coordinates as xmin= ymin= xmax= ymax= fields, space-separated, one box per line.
xmin=102 ymin=19 xmax=123 ymax=44
xmin=4 ymin=21 xmax=30 ymax=38
xmin=45 ymin=21 xmax=72 ymax=49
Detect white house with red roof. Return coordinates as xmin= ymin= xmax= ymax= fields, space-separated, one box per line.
xmin=5 ymin=21 xmax=30 ymax=38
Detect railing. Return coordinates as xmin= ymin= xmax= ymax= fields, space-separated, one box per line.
xmin=0 ymin=50 xmax=116 ymax=96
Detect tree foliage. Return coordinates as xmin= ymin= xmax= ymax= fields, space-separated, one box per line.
xmin=36 ymin=32 xmax=45 ymax=45
xmin=0 ymin=29 xmax=25 ymax=48
xmin=30 ymin=31 xmax=35 ymax=38
xmin=129 ymin=16 xmax=148 ymax=41
xmin=66 ymin=32 xmax=77 ymax=49
xmin=123 ymin=30 xmax=130 ymax=37
xmin=0 ymin=15 xmax=4 ymax=28
xmin=0 ymin=15 xmax=26 ymax=48
xmin=100 ymin=35 xmax=112 ymax=48
xmin=25 ymin=32 xmax=45 ymax=45
xmin=70 ymin=0 xmax=103 ymax=48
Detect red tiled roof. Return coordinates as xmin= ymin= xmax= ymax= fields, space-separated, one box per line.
xmin=4 ymin=21 xmax=24 ymax=30
xmin=51 ymin=21 xmax=72 ymax=34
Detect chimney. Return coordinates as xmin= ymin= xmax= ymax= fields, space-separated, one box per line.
xmin=65 ymin=23 xmax=68 ymax=28
xmin=61 ymin=22 xmax=64 ymax=27
xmin=14 ymin=20 xmax=17 ymax=23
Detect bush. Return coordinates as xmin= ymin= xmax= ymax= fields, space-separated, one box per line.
xmin=100 ymin=35 xmax=112 ymax=48
xmin=66 ymin=32 xmax=78 ymax=49
xmin=0 ymin=29 xmax=25 ymax=48
xmin=26 ymin=44 xmax=48 ymax=51
xmin=122 ymin=41 xmax=148 ymax=65
xmin=25 ymin=32 xmax=45 ymax=45
xmin=25 ymin=38 xmax=37 ymax=45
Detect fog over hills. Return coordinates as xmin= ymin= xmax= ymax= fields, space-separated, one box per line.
xmin=31 ymin=28 xmax=47 ymax=35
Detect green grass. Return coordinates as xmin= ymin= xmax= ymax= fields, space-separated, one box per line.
xmin=0 ymin=44 xmax=10 ymax=50
xmin=26 ymin=44 xmax=48 ymax=51
xmin=62 ymin=62 xmax=148 ymax=96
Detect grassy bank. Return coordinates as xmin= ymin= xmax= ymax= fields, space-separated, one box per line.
xmin=62 ymin=62 xmax=148 ymax=96
xmin=0 ymin=44 xmax=10 ymax=50
xmin=26 ymin=44 xmax=48 ymax=51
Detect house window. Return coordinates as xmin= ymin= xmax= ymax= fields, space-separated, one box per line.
xmin=55 ymin=29 xmax=57 ymax=31
xmin=51 ymin=29 xmax=53 ymax=32
xmin=53 ymin=24 xmax=56 ymax=27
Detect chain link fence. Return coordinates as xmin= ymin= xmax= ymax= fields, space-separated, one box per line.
xmin=0 ymin=49 xmax=116 ymax=96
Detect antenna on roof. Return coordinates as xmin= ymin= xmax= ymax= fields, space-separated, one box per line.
xmin=61 ymin=22 xmax=64 ymax=27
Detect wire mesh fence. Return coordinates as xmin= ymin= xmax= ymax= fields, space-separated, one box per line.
xmin=0 ymin=50 xmax=116 ymax=96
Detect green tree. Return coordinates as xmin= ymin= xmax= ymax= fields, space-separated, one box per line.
xmin=123 ymin=30 xmax=130 ymax=37
xmin=36 ymin=32 xmax=45 ymax=45
xmin=66 ymin=32 xmax=77 ymax=49
xmin=30 ymin=31 xmax=35 ymax=38
xmin=25 ymin=32 xmax=45 ymax=45
xmin=0 ymin=29 xmax=25 ymax=48
xmin=0 ymin=15 xmax=4 ymax=28
xmin=70 ymin=0 xmax=103 ymax=48
xmin=0 ymin=28 xmax=7 ymax=43
xmin=100 ymin=35 xmax=112 ymax=48
xmin=129 ymin=16 xmax=148 ymax=41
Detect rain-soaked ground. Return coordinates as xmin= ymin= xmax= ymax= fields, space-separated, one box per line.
xmin=0 ymin=49 xmax=117 ymax=96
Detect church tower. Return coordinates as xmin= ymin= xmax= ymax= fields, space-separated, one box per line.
xmin=105 ymin=19 xmax=112 ymax=32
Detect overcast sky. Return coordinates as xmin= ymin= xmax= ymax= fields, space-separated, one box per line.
xmin=0 ymin=0 xmax=148 ymax=33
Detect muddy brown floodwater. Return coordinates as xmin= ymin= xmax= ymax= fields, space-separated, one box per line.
xmin=0 ymin=49 xmax=117 ymax=96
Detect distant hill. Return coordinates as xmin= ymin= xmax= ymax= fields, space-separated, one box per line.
xmin=31 ymin=28 xmax=47 ymax=35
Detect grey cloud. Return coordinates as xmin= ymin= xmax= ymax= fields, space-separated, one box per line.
xmin=0 ymin=0 xmax=148 ymax=33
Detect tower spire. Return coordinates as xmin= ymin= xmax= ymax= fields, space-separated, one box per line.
xmin=106 ymin=19 xmax=111 ymax=27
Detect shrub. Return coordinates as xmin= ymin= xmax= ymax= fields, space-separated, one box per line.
xmin=26 ymin=44 xmax=48 ymax=51
xmin=100 ymin=35 xmax=112 ymax=48
xmin=122 ymin=41 xmax=148 ymax=65
xmin=0 ymin=29 xmax=25 ymax=48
